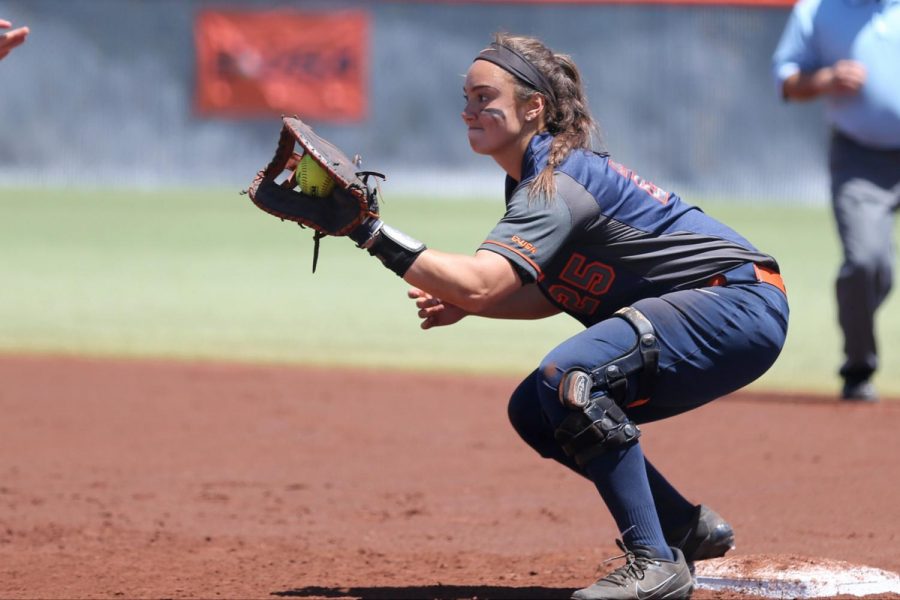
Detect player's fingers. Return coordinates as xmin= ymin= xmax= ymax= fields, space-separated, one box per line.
xmin=6 ymin=26 xmax=27 ymax=40
xmin=416 ymin=297 xmax=442 ymax=310
xmin=418 ymin=304 xmax=443 ymax=318
xmin=836 ymin=69 xmax=865 ymax=84
xmin=0 ymin=38 xmax=24 ymax=53
xmin=834 ymin=61 xmax=866 ymax=82
xmin=407 ymin=287 xmax=430 ymax=300
xmin=0 ymin=27 xmax=27 ymax=50
xmin=0 ymin=20 xmax=11 ymax=29
xmin=846 ymin=72 xmax=866 ymax=87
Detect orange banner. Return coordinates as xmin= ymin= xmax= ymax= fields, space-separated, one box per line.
xmin=194 ymin=10 xmax=369 ymax=121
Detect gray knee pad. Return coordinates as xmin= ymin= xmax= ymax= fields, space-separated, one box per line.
xmin=554 ymin=369 xmax=641 ymax=466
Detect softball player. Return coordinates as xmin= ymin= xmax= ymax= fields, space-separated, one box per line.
xmin=349 ymin=33 xmax=789 ymax=600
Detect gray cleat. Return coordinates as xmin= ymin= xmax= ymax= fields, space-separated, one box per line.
xmin=571 ymin=541 xmax=693 ymax=600
xmin=664 ymin=504 xmax=735 ymax=563
xmin=841 ymin=378 xmax=878 ymax=402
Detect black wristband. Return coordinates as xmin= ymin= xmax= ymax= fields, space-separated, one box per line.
xmin=352 ymin=220 xmax=426 ymax=277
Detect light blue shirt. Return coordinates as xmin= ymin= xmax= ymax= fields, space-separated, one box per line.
xmin=772 ymin=0 xmax=900 ymax=148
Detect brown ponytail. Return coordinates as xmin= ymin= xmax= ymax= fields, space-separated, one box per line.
xmin=493 ymin=33 xmax=601 ymax=200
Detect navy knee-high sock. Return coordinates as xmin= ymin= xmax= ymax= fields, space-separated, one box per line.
xmin=584 ymin=442 xmax=674 ymax=561
xmin=644 ymin=458 xmax=696 ymax=534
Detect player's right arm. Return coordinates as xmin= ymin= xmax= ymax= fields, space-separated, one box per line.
xmin=403 ymin=173 xmax=579 ymax=327
xmin=409 ymin=282 xmax=560 ymax=330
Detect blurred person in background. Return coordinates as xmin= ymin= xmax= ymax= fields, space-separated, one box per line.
xmin=0 ymin=19 xmax=28 ymax=60
xmin=773 ymin=0 xmax=900 ymax=402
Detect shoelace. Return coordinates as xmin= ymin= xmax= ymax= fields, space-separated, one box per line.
xmin=596 ymin=538 xmax=652 ymax=586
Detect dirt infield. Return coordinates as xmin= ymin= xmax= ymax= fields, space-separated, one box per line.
xmin=0 ymin=354 xmax=897 ymax=600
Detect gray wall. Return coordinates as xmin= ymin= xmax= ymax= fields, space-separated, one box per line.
xmin=0 ymin=0 xmax=830 ymax=201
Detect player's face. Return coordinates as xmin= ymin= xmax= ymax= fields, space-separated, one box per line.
xmin=462 ymin=60 xmax=532 ymax=160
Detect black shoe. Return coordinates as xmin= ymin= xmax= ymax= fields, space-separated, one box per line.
xmin=664 ymin=505 xmax=734 ymax=563
xmin=571 ymin=541 xmax=693 ymax=600
xmin=841 ymin=378 xmax=878 ymax=402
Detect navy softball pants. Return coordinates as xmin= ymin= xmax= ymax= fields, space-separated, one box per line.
xmin=506 ymin=279 xmax=789 ymax=555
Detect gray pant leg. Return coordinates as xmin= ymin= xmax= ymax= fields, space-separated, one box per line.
xmin=829 ymin=132 xmax=900 ymax=379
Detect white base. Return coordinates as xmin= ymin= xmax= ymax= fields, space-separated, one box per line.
xmin=694 ymin=555 xmax=900 ymax=598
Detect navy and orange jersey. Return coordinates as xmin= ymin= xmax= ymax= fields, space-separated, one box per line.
xmin=479 ymin=133 xmax=781 ymax=327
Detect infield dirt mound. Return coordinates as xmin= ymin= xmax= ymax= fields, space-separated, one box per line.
xmin=0 ymin=355 xmax=897 ymax=599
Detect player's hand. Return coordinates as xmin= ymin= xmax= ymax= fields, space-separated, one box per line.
xmin=0 ymin=20 xmax=29 ymax=61
xmin=407 ymin=288 xmax=468 ymax=329
xmin=825 ymin=60 xmax=866 ymax=96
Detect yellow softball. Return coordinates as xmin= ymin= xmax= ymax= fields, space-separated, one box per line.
xmin=296 ymin=154 xmax=335 ymax=198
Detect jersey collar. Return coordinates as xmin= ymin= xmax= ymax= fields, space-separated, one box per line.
xmin=504 ymin=132 xmax=553 ymax=200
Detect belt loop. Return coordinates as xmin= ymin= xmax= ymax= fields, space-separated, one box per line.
xmin=753 ymin=264 xmax=787 ymax=295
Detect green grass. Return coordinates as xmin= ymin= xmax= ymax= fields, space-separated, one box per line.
xmin=1 ymin=186 xmax=898 ymax=397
